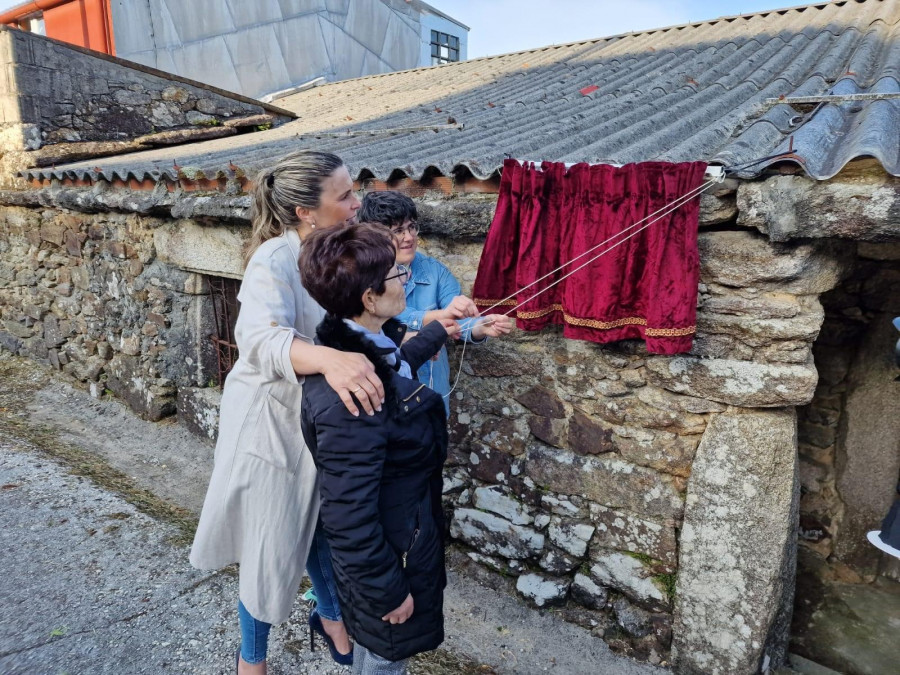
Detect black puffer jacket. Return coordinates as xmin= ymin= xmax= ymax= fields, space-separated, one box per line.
xmin=301 ymin=315 xmax=449 ymax=662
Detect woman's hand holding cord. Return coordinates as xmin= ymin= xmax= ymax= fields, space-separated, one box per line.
xmin=437 ymin=318 xmax=462 ymax=339
xmin=471 ymin=313 xmax=514 ymax=340
xmin=422 ymin=295 xmax=478 ymax=325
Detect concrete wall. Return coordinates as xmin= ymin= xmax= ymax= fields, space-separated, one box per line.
xmin=1 ymin=166 xmax=899 ymax=673
xmin=110 ymin=0 xmax=467 ymax=100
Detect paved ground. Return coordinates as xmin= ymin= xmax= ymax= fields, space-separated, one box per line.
xmin=0 ymin=356 xmax=668 ymax=675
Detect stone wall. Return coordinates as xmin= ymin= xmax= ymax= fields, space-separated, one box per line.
xmin=0 ymin=27 xmax=291 ymax=181
xmin=1 ymin=165 xmax=898 ymax=674
xmin=428 ymin=226 xmax=841 ymax=671
xmin=0 ymin=205 xmax=222 ymax=419
xmin=797 ymin=245 xmax=900 ymax=579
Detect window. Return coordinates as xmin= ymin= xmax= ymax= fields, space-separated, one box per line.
xmin=18 ymin=13 xmax=46 ymax=36
xmin=208 ymin=275 xmax=240 ymax=387
xmin=430 ymin=30 xmax=460 ymax=65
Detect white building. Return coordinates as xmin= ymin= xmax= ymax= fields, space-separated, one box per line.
xmin=0 ymin=0 xmax=469 ymax=100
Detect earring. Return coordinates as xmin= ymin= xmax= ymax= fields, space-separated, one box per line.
xmin=310 ymin=221 xmax=316 ymax=230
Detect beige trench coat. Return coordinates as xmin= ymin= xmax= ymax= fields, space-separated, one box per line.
xmin=190 ymin=229 xmax=325 ymax=625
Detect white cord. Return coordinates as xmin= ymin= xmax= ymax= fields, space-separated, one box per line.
xmin=444 ymin=179 xmax=717 ymax=398
xmin=470 ymin=178 xmax=717 ymax=321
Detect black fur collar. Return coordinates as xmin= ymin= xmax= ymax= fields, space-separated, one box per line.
xmin=315 ymin=314 xmax=402 ymax=413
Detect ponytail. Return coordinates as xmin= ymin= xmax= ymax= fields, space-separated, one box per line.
xmin=245 ymin=150 xmax=344 ymax=266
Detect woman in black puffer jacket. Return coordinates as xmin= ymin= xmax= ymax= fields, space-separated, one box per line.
xmin=299 ymin=222 xmax=456 ymax=673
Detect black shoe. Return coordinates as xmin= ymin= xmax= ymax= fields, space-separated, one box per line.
xmin=308 ymin=610 xmax=353 ymax=666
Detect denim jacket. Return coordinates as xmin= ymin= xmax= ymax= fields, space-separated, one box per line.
xmin=395 ymin=252 xmax=484 ymax=412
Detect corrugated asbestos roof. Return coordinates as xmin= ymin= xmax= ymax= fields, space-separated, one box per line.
xmin=25 ymin=0 xmax=900 ymax=184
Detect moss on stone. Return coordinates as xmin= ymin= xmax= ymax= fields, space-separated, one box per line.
xmin=623 ymin=550 xmax=655 ymax=566
xmin=655 ymin=572 xmax=677 ymax=600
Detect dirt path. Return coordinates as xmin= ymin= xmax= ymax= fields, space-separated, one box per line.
xmin=1 ymin=354 xmax=668 ymax=675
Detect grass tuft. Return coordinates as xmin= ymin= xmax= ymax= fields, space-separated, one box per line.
xmin=409 ymin=648 xmax=497 ymax=674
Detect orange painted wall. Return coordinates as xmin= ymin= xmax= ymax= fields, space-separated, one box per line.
xmin=44 ymin=0 xmax=113 ymax=53
xmin=3 ymin=0 xmax=114 ymax=55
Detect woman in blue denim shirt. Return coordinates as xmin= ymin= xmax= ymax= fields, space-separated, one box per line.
xmin=359 ymin=192 xmax=513 ymax=412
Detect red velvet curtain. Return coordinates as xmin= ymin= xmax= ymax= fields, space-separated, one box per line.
xmin=472 ymin=160 xmax=708 ymax=354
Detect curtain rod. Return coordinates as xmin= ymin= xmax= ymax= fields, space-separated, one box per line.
xmin=511 ymin=159 xmax=725 ymax=180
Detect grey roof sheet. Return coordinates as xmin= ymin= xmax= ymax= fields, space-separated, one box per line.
xmin=27 ymin=0 xmax=900 ymax=184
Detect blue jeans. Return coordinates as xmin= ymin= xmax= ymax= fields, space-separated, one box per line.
xmin=238 ymin=525 xmax=342 ymax=664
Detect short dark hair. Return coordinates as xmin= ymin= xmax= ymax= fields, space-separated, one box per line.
xmin=358 ymin=191 xmax=418 ymax=229
xmin=299 ymin=222 xmax=396 ymax=318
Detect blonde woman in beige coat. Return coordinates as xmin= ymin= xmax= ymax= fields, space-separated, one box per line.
xmin=190 ymin=150 xmax=380 ymax=674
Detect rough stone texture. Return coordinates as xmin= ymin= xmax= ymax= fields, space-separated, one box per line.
xmin=0 ymin=185 xmax=253 ymax=225
xmin=608 ymin=596 xmax=674 ymax=663
xmin=548 ymin=518 xmax=595 ymax=558
xmin=449 ymin=508 xmax=545 ymax=560
xmin=0 ymin=27 xmax=290 ymax=180
xmin=588 ymin=553 xmax=668 ymax=610
xmin=791 ymin=549 xmax=900 ymax=675
xmin=1 ymin=172 xmax=893 ymax=674
xmin=646 ymin=354 xmax=820 ymax=407
xmin=413 ymin=182 xmax=738 ymax=240
xmin=153 ymin=220 xmax=246 ymax=280
xmin=516 ymin=572 xmax=571 ymax=608
xmin=672 ymin=409 xmax=799 ymax=675
xmin=698 ymin=182 xmax=738 ymax=226
xmin=176 ymin=386 xmax=222 ymax=442
xmin=589 ymin=504 xmax=678 ymax=567
xmin=571 ymin=572 xmax=609 ymax=610
xmin=525 ymin=445 xmax=685 ymax=521
xmin=738 ymin=171 xmax=900 ymax=243
xmin=473 ymin=486 xmax=533 ymax=526
xmin=698 ymin=230 xmax=851 ymax=295
xmin=831 ymin=315 xmax=900 ymax=576
xmin=418 ymin=195 xmax=499 ymax=238
xmin=0 ymin=205 xmax=218 ymax=419
xmin=794 ymin=255 xmax=900 ymax=582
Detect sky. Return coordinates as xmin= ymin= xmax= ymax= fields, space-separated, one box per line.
xmin=0 ymin=0 xmax=824 ymax=58
xmin=427 ymin=0 xmax=824 ymax=58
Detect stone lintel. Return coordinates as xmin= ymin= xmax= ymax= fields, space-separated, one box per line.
xmin=737 ymin=170 xmax=900 ymax=243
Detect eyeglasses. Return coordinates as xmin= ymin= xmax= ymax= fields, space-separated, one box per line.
xmin=390 ymin=221 xmax=419 ymax=238
xmin=384 ymin=264 xmax=410 ymax=287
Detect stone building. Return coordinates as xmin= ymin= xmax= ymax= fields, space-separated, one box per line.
xmin=1 ymin=1 xmax=899 ymax=673
xmin=0 ymin=0 xmax=469 ymax=99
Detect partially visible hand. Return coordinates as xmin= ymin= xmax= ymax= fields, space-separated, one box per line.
xmin=438 ymin=318 xmax=462 ymax=339
xmin=319 ymin=347 xmax=385 ymax=417
xmin=472 ymin=314 xmax=514 ymax=340
xmin=382 ymin=594 xmax=414 ymax=624
xmin=442 ymin=295 xmax=479 ymax=320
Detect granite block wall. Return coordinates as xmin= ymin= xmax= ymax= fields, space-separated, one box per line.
xmin=1 ymin=165 xmax=898 ymax=674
